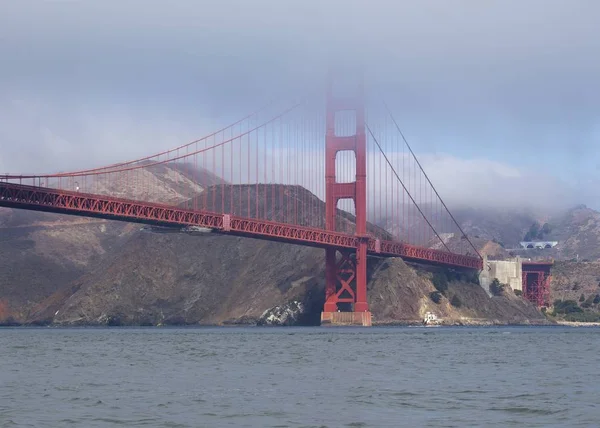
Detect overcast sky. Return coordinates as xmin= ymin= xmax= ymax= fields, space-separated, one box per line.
xmin=1 ymin=0 xmax=599 ymax=212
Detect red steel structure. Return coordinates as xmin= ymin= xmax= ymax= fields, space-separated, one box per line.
xmin=0 ymin=182 xmax=482 ymax=268
xmin=323 ymin=76 xmax=369 ymax=319
xmin=0 ymin=76 xmax=483 ymax=325
xmin=522 ymin=261 xmax=553 ymax=307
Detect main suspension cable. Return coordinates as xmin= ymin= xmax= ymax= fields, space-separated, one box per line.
xmin=382 ymin=101 xmax=482 ymax=260
xmin=366 ymin=123 xmax=452 ymax=254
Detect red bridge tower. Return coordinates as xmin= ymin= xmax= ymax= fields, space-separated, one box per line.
xmin=321 ymin=74 xmax=372 ymax=326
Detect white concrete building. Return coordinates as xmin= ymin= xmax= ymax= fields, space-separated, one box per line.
xmin=519 ymin=241 xmax=558 ymax=249
xmin=479 ymin=255 xmax=523 ymax=295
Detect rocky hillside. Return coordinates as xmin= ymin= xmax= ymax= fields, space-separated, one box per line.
xmin=368 ymin=259 xmax=544 ymax=325
xmin=0 ymin=162 xmax=219 ymax=323
xmin=550 ymin=206 xmax=600 ymax=261
xmin=550 ymin=261 xmax=600 ymax=305
xmin=28 ymin=232 xmax=326 ymax=326
xmin=26 ymin=237 xmax=545 ymax=326
xmin=0 ymin=209 xmax=134 ymax=322
xmin=0 ymin=163 xmax=548 ymax=326
xmin=433 ymin=205 xmax=600 ymax=262
xmin=452 ymin=207 xmax=543 ymax=248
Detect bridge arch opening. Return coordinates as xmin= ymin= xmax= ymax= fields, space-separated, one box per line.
xmin=336 ymin=198 xmax=356 ymax=234
xmin=335 ymin=150 xmax=356 ymax=184
xmin=334 ymin=110 xmax=357 ymax=137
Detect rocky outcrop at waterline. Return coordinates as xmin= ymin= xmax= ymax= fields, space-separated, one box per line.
xmin=257 ymin=301 xmax=306 ymax=326
xmin=21 ymin=250 xmax=546 ymax=327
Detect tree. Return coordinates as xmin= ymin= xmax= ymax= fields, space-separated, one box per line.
xmin=582 ymin=296 xmax=594 ymax=308
xmin=430 ymin=291 xmax=443 ymax=304
xmin=432 ymin=272 xmax=449 ymax=294
xmin=524 ymin=223 xmax=540 ymax=241
xmin=450 ymin=295 xmax=462 ymax=307
xmin=490 ymin=278 xmax=504 ymax=296
xmin=553 ymin=300 xmax=583 ymax=315
xmin=541 ymin=223 xmax=552 ymax=236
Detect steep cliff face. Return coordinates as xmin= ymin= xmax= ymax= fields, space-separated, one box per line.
xmin=452 ymin=205 xmax=600 ymax=262
xmin=28 ymin=243 xmax=544 ymax=326
xmin=552 ymin=206 xmax=600 ymax=261
xmin=30 ymin=232 xmax=325 ymax=326
xmin=367 ymin=258 xmax=544 ymax=325
xmin=0 ymin=209 xmax=133 ymax=322
xmin=550 ymin=261 xmax=600 ymax=304
xmin=0 ymin=163 xmax=217 ymax=323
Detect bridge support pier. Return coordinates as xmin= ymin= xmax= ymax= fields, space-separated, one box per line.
xmin=320 ymin=245 xmax=371 ymax=326
xmin=321 ymin=72 xmax=371 ymax=326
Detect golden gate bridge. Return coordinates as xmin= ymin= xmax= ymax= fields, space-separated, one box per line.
xmin=0 ymin=74 xmax=484 ymax=326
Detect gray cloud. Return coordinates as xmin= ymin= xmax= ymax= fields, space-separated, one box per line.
xmin=1 ymin=0 xmax=599 ymax=210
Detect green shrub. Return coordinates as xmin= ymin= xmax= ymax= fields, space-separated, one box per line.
xmin=491 ymin=238 xmax=505 ymax=247
xmin=466 ymin=271 xmax=480 ymax=285
xmin=523 ymin=223 xmax=539 ymax=241
xmin=564 ymin=312 xmax=600 ymax=322
xmin=553 ymin=299 xmax=583 ymax=315
xmin=450 ymin=295 xmax=462 ymax=308
xmin=490 ymin=279 xmax=504 ymax=296
xmin=541 ymin=223 xmax=552 ymax=236
xmin=524 ymin=222 xmax=552 ymax=240
xmin=429 ymin=291 xmax=443 ymax=304
xmin=432 ymin=272 xmax=449 ymax=294
xmin=582 ymin=295 xmax=595 ymax=308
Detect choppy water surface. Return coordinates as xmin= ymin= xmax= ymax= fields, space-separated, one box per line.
xmin=1 ymin=326 xmax=599 ymax=427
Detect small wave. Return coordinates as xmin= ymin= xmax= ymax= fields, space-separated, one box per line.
xmin=488 ymin=406 xmax=563 ymax=415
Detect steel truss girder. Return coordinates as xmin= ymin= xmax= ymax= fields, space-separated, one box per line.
xmin=522 ymin=270 xmax=551 ymax=307
xmin=0 ymin=182 xmax=483 ymax=270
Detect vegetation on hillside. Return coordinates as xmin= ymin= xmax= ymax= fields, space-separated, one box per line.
xmin=489 ymin=278 xmax=506 ymax=296
xmin=548 ymin=298 xmax=600 ymax=323
xmin=523 ymin=222 xmax=552 ymax=241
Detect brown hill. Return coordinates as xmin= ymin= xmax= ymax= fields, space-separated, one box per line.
xmin=0 ymin=162 xmax=219 ymax=323
xmin=23 ymin=182 xmax=392 ymax=326
xmin=369 ymin=258 xmax=544 ymax=324
xmin=1 ymin=163 xmax=546 ymax=326
xmin=452 ymin=207 xmax=541 ymax=248
xmin=424 ymin=205 xmax=600 ymax=262
xmin=551 ymin=206 xmax=600 ymax=261
xmin=29 ymin=233 xmax=544 ymax=326
xmin=0 ymin=209 xmax=134 ymax=322
xmin=29 ymin=232 xmax=326 ymax=325
xmin=550 ymin=261 xmax=600 ymax=304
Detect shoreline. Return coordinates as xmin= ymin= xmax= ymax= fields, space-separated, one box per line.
xmin=3 ymin=317 xmax=600 ymax=328
xmin=554 ymin=320 xmax=600 ymax=327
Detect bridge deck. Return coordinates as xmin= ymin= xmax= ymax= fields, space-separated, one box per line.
xmin=0 ymin=182 xmax=482 ymax=270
